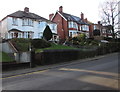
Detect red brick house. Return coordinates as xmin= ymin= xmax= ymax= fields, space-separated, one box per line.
xmin=49 ymin=6 xmax=90 ymax=42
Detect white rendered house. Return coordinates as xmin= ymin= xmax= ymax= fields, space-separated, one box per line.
xmin=0 ymin=7 xmax=58 ymax=41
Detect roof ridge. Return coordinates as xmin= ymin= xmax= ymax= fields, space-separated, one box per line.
xmin=62 ymin=12 xmax=81 ymax=19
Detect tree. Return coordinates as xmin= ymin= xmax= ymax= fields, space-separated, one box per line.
xmin=99 ymin=0 xmax=120 ymax=38
xmin=43 ymin=25 xmax=52 ymax=41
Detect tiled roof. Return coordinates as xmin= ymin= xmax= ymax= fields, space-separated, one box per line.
xmin=6 ymin=11 xmax=55 ymax=23
xmin=59 ymin=12 xmax=88 ymax=25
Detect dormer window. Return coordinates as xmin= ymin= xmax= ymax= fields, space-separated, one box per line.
xmin=12 ymin=18 xmax=18 ymax=26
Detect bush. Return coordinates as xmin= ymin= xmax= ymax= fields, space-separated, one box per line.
xmin=77 ymin=33 xmax=86 ymax=41
xmin=31 ymin=39 xmax=51 ymax=49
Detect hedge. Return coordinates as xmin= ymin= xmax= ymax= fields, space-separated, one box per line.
xmin=31 ymin=39 xmax=51 ymax=49
xmin=35 ymin=42 xmax=120 ymax=65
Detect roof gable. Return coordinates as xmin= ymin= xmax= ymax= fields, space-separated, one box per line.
xmin=52 ymin=11 xmax=88 ymax=25
xmin=51 ymin=11 xmax=67 ymax=21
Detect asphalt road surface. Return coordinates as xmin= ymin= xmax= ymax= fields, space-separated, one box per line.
xmin=2 ymin=53 xmax=119 ymax=90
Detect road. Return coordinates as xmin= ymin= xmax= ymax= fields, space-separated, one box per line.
xmin=2 ymin=53 xmax=119 ymax=90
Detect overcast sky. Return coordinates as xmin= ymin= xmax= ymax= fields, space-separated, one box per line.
xmin=0 ymin=0 xmax=109 ymax=23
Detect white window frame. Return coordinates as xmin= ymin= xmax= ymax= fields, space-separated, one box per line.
xmin=12 ymin=18 xmax=18 ymax=25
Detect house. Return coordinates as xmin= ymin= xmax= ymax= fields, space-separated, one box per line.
xmin=102 ymin=25 xmax=113 ymax=38
xmin=0 ymin=7 xmax=58 ymax=42
xmin=49 ymin=6 xmax=89 ymax=42
xmin=93 ymin=21 xmax=103 ymax=36
xmin=93 ymin=21 xmax=113 ymax=39
xmin=81 ymin=18 xmax=94 ymax=38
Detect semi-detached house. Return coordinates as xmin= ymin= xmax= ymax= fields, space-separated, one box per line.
xmin=49 ymin=6 xmax=90 ymax=42
xmin=0 ymin=7 xmax=58 ymax=41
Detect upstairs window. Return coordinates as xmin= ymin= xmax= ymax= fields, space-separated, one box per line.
xmin=22 ymin=18 xmax=33 ymax=26
xmin=82 ymin=25 xmax=89 ymax=31
xmin=12 ymin=18 xmax=18 ymax=26
xmin=73 ymin=22 xmax=78 ymax=29
xmin=68 ymin=21 xmax=73 ymax=28
xmin=68 ymin=21 xmax=78 ymax=29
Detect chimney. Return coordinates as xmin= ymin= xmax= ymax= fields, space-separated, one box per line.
xmin=59 ymin=6 xmax=63 ymax=12
xmin=24 ymin=7 xmax=29 ymax=13
xmin=85 ymin=18 xmax=87 ymax=22
xmin=49 ymin=13 xmax=54 ymax=20
xmin=81 ymin=12 xmax=84 ymax=20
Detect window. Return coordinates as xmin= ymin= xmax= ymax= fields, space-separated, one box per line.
xmin=82 ymin=25 xmax=89 ymax=31
xmin=73 ymin=22 xmax=77 ymax=29
xmin=22 ymin=18 xmax=33 ymax=26
xmin=69 ymin=21 xmax=78 ymax=29
xmin=52 ymin=24 xmax=55 ymax=30
xmin=28 ymin=19 xmax=33 ymax=26
xmin=11 ymin=33 xmax=14 ymax=38
xmin=94 ymin=25 xmax=98 ymax=30
xmin=68 ymin=21 xmax=73 ymax=28
xmin=12 ymin=18 xmax=18 ymax=25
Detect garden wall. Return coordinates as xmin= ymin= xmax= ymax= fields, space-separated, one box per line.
xmin=0 ymin=41 xmax=17 ymax=53
xmin=15 ymin=52 xmax=31 ymax=63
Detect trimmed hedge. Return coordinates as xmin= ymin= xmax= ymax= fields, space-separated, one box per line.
xmin=35 ymin=42 xmax=120 ymax=65
xmin=31 ymin=39 xmax=51 ymax=49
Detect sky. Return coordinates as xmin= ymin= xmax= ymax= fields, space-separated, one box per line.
xmin=0 ymin=0 xmax=109 ymax=23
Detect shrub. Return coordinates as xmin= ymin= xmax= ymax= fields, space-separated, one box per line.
xmin=77 ymin=33 xmax=86 ymax=41
xmin=43 ymin=25 xmax=52 ymax=41
xmin=31 ymin=39 xmax=51 ymax=49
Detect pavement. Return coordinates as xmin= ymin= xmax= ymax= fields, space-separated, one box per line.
xmin=2 ymin=52 xmax=117 ymax=78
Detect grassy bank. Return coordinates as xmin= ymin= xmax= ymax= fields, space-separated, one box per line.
xmin=36 ymin=43 xmax=77 ymax=53
xmin=0 ymin=52 xmax=14 ymax=62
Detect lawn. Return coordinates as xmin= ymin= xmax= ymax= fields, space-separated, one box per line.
xmin=0 ymin=52 xmax=14 ymax=62
xmin=36 ymin=43 xmax=77 ymax=53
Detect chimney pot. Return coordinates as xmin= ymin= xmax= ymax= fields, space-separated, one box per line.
xmin=81 ymin=12 xmax=84 ymax=20
xmin=59 ymin=6 xmax=63 ymax=12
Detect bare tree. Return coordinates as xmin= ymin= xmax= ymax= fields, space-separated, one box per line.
xmin=99 ymin=0 xmax=120 ymax=38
